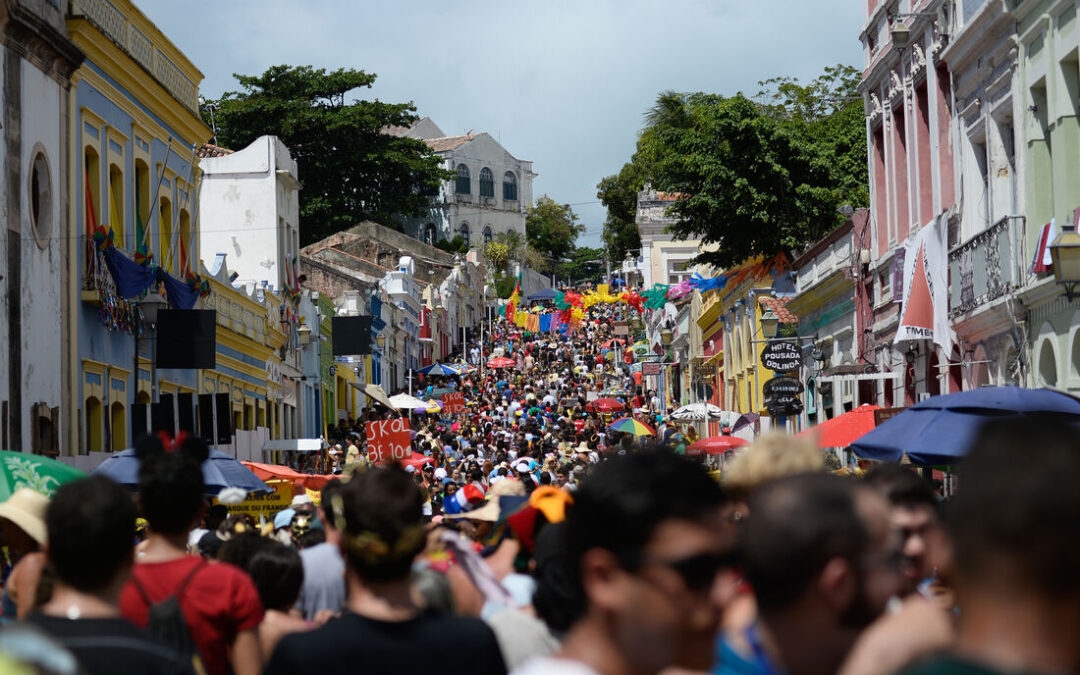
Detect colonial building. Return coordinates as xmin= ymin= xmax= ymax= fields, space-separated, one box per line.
xmin=389 ymin=117 xmax=534 ymax=247
xmin=0 ymin=0 xmax=83 ymax=452
xmin=633 ymin=186 xmax=710 ymax=289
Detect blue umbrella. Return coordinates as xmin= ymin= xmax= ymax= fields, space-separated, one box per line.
xmin=851 ymin=387 xmax=1080 ymax=466
xmin=417 ymin=363 xmax=460 ymax=376
xmin=526 ymin=288 xmax=558 ymax=302
xmin=92 ymin=448 xmax=272 ymax=495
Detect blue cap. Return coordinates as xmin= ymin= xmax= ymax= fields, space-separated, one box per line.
xmin=274 ymin=508 xmax=296 ymax=530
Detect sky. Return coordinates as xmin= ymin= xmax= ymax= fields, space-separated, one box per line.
xmin=137 ymin=0 xmax=865 ymax=248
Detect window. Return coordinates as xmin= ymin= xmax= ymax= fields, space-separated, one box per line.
xmin=503 ymin=171 xmax=518 ymax=201
xmin=456 ymin=164 xmax=471 ymax=194
xmin=84 ymin=146 xmax=101 ymax=237
xmin=483 ymin=226 xmax=493 ymax=243
xmin=30 ymin=150 xmax=53 ymax=248
xmin=479 ymin=167 xmax=494 ymax=197
xmin=159 ymin=196 xmax=173 ymax=272
xmin=424 ymin=223 xmax=437 ymax=244
xmin=85 ymin=396 xmax=102 ymax=453
xmin=110 ymin=402 xmax=125 ymax=451
xmin=135 ymin=159 xmax=149 ymax=254
xmin=459 ymin=222 xmax=470 ymax=246
xmin=106 ymin=163 xmax=123 ymax=248
xmin=179 ymin=209 xmax=191 ymax=275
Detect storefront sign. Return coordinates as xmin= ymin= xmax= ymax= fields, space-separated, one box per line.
xmin=763 ymin=375 xmax=803 ymax=417
xmin=366 ymin=418 xmax=411 ymax=463
xmin=642 ymin=362 xmax=662 ymax=376
xmin=760 ymin=341 xmax=802 ymax=373
xmin=874 ymin=407 xmax=907 ymax=425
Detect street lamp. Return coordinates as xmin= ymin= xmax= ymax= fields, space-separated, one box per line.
xmin=1050 ymin=221 xmax=1080 ymax=301
xmin=138 ymin=291 xmax=167 ymax=325
xmin=760 ymin=308 xmax=779 ymax=339
xmin=660 ymin=325 xmax=673 ymax=346
xmin=297 ymin=324 xmax=312 ymax=347
xmin=137 ymin=291 xmax=167 ymax=404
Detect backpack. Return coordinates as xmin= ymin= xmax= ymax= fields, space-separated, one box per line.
xmin=131 ymin=560 xmax=207 ymax=675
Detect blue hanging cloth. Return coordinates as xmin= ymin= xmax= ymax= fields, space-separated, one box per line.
xmin=102 ymin=247 xmax=156 ymax=298
xmin=539 ymin=314 xmax=552 ymax=333
xmin=160 ymin=271 xmax=199 ymax=310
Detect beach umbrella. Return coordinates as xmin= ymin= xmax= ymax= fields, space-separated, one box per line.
xmin=417 ymin=363 xmax=460 ymax=376
xmin=401 ymin=453 xmax=435 ymax=469
xmin=241 ymin=462 xmax=334 ymax=491
xmin=601 ymin=338 xmax=626 ymax=349
xmin=388 ymin=393 xmax=429 ymax=410
xmin=93 ymin=448 xmax=271 ymax=495
xmin=0 ymin=451 xmax=85 ymax=500
xmin=414 ymin=399 xmax=443 ymax=415
xmin=851 ymin=387 xmax=1080 ymax=465
xmin=488 ymin=357 xmax=515 ymax=369
xmin=671 ymin=402 xmax=724 ymax=421
xmin=587 ymin=398 xmax=626 ymax=414
xmin=686 ymin=436 xmax=750 ymax=456
xmin=608 ymin=417 xmax=655 ymax=436
xmin=799 ymin=404 xmax=880 ymax=448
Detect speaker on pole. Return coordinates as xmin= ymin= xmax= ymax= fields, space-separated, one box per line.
xmin=151 ymin=393 xmax=175 ymax=436
xmin=214 ymin=393 xmax=231 ymax=445
xmin=198 ymin=394 xmax=214 ymax=444
xmin=177 ymin=393 xmax=195 ymax=434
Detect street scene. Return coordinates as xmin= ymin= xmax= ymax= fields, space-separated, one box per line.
xmin=0 ymin=0 xmax=1076 ymax=673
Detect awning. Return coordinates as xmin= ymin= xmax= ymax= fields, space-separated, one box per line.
xmin=352 ymin=381 xmax=393 ymax=409
xmin=261 ymin=438 xmax=328 ymax=453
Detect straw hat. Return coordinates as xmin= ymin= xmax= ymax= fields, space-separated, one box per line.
xmin=0 ymin=488 xmax=49 ymax=545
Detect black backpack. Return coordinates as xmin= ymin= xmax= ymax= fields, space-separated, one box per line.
xmin=131 ymin=561 xmax=207 ymax=675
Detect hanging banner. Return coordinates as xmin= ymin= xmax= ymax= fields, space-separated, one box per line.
xmin=212 ymin=479 xmax=292 ymax=519
xmin=366 ymin=418 xmax=411 ymax=463
xmin=894 ymin=214 xmax=954 ymax=352
xmin=441 ymin=391 xmax=466 ymax=414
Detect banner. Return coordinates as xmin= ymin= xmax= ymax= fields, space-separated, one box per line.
xmin=366 ymin=418 xmax=411 ymax=463
xmin=895 ymin=214 xmax=954 ymax=352
xmin=213 ymin=479 xmax=292 ymax=520
xmin=441 ymin=391 xmax=466 ymax=414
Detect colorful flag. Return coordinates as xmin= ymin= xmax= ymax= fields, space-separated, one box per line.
xmin=895 ymin=214 xmax=954 ymax=353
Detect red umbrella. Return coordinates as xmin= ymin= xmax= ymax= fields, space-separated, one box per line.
xmin=241 ymin=462 xmax=335 ymax=491
xmin=601 ymin=338 xmax=626 ymax=349
xmin=401 ymin=452 xmax=435 ymax=469
xmin=798 ymin=404 xmax=881 ymax=448
xmin=488 ymin=357 xmax=515 ymax=369
xmin=586 ymin=397 xmax=626 ymax=414
xmin=686 ymin=436 xmax=750 ymax=456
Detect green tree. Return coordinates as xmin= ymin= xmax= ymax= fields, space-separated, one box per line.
xmin=555 ymin=246 xmax=605 ymax=285
xmin=204 ymin=65 xmax=451 ymax=246
xmin=525 ymin=196 xmax=584 ymax=270
xmin=435 ymin=235 xmax=469 ymax=255
xmin=599 ymin=65 xmax=867 ymax=270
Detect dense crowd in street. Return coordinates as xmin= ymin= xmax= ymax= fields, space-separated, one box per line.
xmin=0 ymin=294 xmax=1075 ymax=675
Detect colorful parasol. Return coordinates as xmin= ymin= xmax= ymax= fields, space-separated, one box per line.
xmin=488 ymin=357 xmax=515 ymax=369
xmin=607 ymin=417 xmax=655 ymax=436
xmin=0 ymin=451 xmax=85 ymax=501
xmin=686 ymin=436 xmax=750 ymax=456
xmin=587 ymin=397 xmax=626 ymax=414
xmin=798 ymin=404 xmax=880 ymax=448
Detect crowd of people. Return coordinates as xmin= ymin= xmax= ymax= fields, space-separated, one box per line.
xmin=0 ymin=295 xmax=1078 ymax=675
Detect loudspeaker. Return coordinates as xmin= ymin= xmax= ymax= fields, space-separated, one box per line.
xmin=156 ymin=310 xmax=216 ymax=369
xmin=177 ymin=393 xmax=195 ymax=434
xmin=215 ymin=393 xmax=231 ymax=444
xmin=332 ymin=316 xmax=372 ymax=356
xmin=131 ymin=402 xmax=148 ymax=443
xmin=198 ymin=394 xmax=214 ymax=444
xmin=151 ymin=393 xmax=175 ymax=436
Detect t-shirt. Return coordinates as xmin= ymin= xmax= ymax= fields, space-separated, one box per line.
xmin=512 ymin=656 xmax=601 ymax=675
xmin=25 ymin=613 xmax=193 ymax=675
xmin=897 ymin=656 xmax=1042 ymax=675
xmin=120 ymin=556 xmax=264 ymax=675
xmin=296 ymin=542 xmax=346 ymax=621
xmin=267 ymin=610 xmax=506 ymax=675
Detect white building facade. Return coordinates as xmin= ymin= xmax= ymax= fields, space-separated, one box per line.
xmin=392 ymin=118 xmax=534 ymax=248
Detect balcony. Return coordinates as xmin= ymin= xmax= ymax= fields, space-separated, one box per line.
xmin=949 ymin=216 xmax=1025 ymax=318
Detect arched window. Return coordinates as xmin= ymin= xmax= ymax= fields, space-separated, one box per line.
xmin=456 ymin=164 xmax=470 ymax=194
xmin=459 ymin=222 xmax=470 ymax=246
xmin=424 ymin=222 xmax=437 ymax=245
xmin=483 ymin=226 xmax=493 ymax=243
xmin=479 ymin=167 xmax=495 ymax=197
xmin=503 ymin=171 xmax=518 ymax=201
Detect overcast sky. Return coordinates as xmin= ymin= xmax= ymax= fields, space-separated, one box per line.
xmin=137 ymin=0 xmax=865 ymax=247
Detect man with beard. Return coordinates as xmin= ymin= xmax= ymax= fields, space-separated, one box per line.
xmin=717 ymin=473 xmax=902 ymax=675
xmin=513 ymin=450 xmax=737 ymax=675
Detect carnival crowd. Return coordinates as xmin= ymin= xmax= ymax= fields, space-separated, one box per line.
xmin=0 ymin=294 xmax=1075 ymax=675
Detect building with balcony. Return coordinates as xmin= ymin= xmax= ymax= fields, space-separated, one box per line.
xmin=0 ymin=0 xmax=84 ymax=453
xmin=388 ymin=117 xmax=535 ymax=247
xmin=67 ymin=0 xmax=211 ymax=454
xmin=634 ymin=186 xmax=712 ymax=289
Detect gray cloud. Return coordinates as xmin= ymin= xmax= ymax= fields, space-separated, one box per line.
xmin=139 ymin=0 xmax=864 ymax=247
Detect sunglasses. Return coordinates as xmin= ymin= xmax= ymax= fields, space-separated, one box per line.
xmin=635 ymin=550 xmax=741 ymax=591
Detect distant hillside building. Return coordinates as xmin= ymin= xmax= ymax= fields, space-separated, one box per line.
xmin=387 ymin=118 xmax=534 ymax=247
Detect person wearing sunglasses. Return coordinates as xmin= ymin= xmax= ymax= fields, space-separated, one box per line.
xmin=513 ymin=449 xmax=736 ymax=675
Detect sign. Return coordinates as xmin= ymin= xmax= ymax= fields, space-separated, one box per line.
xmin=873 ymin=407 xmax=907 ymax=426
xmin=642 ymin=362 xmax=662 ymax=376
xmin=614 ymin=322 xmax=630 ymax=336
xmin=213 ymin=480 xmax=292 ymax=520
xmin=760 ymin=341 xmax=802 ymax=373
xmin=698 ymin=364 xmax=716 ymax=376
xmin=763 ymin=375 xmax=803 ymax=417
xmin=366 ymin=418 xmax=411 ymax=463
xmin=441 ymin=392 xmax=466 ymax=414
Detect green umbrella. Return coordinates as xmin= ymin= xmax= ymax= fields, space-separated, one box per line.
xmin=0 ymin=451 xmax=85 ymax=500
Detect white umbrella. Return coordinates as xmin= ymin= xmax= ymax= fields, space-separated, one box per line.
xmin=388 ymin=393 xmax=429 ymax=410
xmin=670 ymin=402 xmax=725 ymax=421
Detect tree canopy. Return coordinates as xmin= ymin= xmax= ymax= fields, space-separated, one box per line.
xmin=525 ymin=196 xmax=584 ymax=271
xmin=203 ymin=65 xmax=451 ymax=246
xmin=597 ymin=65 xmax=867 ymax=270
